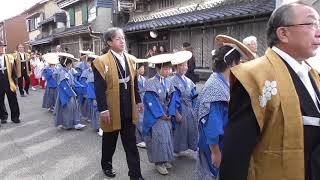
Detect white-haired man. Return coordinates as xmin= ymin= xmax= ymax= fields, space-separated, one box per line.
xmin=243 ymin=36 xmax=258 ymax=57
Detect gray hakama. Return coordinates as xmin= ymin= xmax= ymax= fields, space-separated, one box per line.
xmin=53 ymin=67 xmax=81 ymax=129
xmin=42 ymin=67 xmax=58 ymax=110
xmin=79 ymin=69 xmax=91 ymax=119
xmin=88 ymin=105 xmax=99 ymax=130
xmin=80 ymin=97 xmax=90 ymax=119
xmin=195 ymin=151 xmax=219 ymax=180
xmin=42 ymin=86 xmax=57 ymax=110
xmin=144 ymin=76 xmax=175 ymax=163
xmin=136 ymin=108 xmax=144 ymax=143
xmin=170 ymin=75 xmax=198 ymax=153
xmin=136 ymin=75 xmax=146 ymax=143
xmin=85 ymin=68 xmax=100 ymax=130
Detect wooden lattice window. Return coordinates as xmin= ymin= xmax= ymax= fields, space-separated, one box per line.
xmin=159 ymin=0 xmax=174 ymax=9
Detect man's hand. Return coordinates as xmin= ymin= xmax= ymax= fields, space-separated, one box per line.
xmin=137 ymin=103 xmax=144 ymax=113
xmin=210 ymin=145 xmax=222 ymax=168
xmin=100 ymin=110 xmax=110 ymax=124
xmin=161 ymin=115 xmax=171 ymax=121
xmin=176 ymin=110 xmax=182 ymax=122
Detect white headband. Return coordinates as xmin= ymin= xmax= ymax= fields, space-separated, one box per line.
xmin=223 ymin=43 xmax=247 ymax=62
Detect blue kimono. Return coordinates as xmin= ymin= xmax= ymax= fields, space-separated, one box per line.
xmin=54 ymin=67 xmax=81 ymax=129
xmin=79 ymin=68 xmax=90 ymax=118
xmin=43 ymin=67 xmax=58 ymax=88
xmin=195 ymin=73 xmax=230 ymax=180
xmin=74 ymin=61 xmax=89 ymax=80
xmin=86 ymin=68 xmax=100 ymax=130
xmin=136 ymin=75 xmax=146 ymax=143
xmin=168 ymin=74 xmax=198 ymax=153
xmin=143 ymin=74 xmax=175 ymax=164
xmin=42 ymin=66 xmax=58 ymax=110
xmin=71 ymin=68 xmax=85 ymax=103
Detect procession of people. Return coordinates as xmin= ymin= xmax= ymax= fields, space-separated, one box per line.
xmin=1 ymin=2 xmax=320 ymax=180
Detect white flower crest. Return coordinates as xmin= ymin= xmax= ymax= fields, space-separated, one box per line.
xmin=259 ymin=80 xmax=277 ymax=107
xmin=104 ymin=65 xmax=109 ymax=74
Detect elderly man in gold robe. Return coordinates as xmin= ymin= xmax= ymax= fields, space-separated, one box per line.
xmin=220 ymin=2 xmax=320 ymax=180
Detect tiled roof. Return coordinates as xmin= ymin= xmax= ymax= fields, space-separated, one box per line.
xmin=39 ymin=16 xmax=54 ymax=26
xmin=31 ymin=24 xmax=91 ymax=46
xmin=39 ymin=12 xmax=67 ymax=26
xmin=57 ymin=0 xmax=113 ymax=9
xmin=30 ymin=36 xmax=54 ymax=46
xmin=56 ymin=0 xmax=81 ymax=9
xmin=123 ymin=0 xmax=275 ymax=32
xmin=54 ymin=24 xmax=90 ymax=38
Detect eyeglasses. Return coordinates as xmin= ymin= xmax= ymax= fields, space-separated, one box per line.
xmin=283 ymin=22 xmax=320 ymax=29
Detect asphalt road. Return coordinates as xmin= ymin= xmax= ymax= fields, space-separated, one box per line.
xmin=0 ymin=87 xmax=200 ymax=180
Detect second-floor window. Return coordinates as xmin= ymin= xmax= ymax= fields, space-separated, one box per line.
xmin=159 ymin=0 xmax=174 ymax=9
xmin=69 ymin=7 xmax=75 ymax=26
xmin=88 ymin=4 xmax=96 ymax=22
xmin=26 ymin=16 xmax=41 ymax=32
xmin=88 ymin=0 xmax=96 ymax=22
xmin=82 ymin=2 xmax=88 ymax=24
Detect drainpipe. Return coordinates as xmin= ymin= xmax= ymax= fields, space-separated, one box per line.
xmin=88 ymin=25 xmax=103 ymax=54
xmin=88 ymin=25 xmax=102 ymax=39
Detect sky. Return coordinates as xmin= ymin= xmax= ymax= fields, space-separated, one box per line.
xmin=0 ymin=0 xmax=305 ymax=22
xmin=0 ymin=0 xmax=42 ymax=21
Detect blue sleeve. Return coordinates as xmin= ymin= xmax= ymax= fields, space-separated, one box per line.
xmin=58 ymin=80 xmax=75 ymax=107
xmin=142 ymin=91 xmax=165 ymax=135
xmin=86 ymin=83 xmax=96 ymax=99
xmin=43 ymin=69 xmax=52 ymax=80
xmin=143 ymin=91 xmax=165 ymax=119
xmin=74 ymin=78 xmax=84 ymax=88
xmin=75 ymin=67 xmax=82 ymax=78
xmin=80 ymin=77 xmax=87 ymax=87
xmin=60 ymin=80 xmax=74 ymax=97
xmin=168 ymin=88 xmax=181 ymax=116
xmin=191 ymin=87 xmax=198 ymax=108
xmin=80 ymin=77 xmax=87 ymax=97
xmin=204 ymin=101 xmax=225 ymax=145
xmin=191 ymin=87 xmax=197 ymax=98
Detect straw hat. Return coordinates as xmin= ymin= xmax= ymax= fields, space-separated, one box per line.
xmin=134 ymin=58 xmax=148 ymax=63
xmin=147 ymin=53 xmax=174 ymax=64
xmin=42 ymin=53 xmax=59 ymax=65
xmin=215 ymin=35 xmax=255 ymax=60
xmin=133 ymin=58 xmax=148 ymax=69
xmin=87 ymin=54 xmax=99 ymax=62
xmin=57 ymin=52 xmax=74 ymax=58
xmin=88 ymin=54 xmax=98 ymax=59
xmin=80 ymin=50 xmax=95 ymax=56
xmin=57 ymin=52 xmax=79 ymax=62
xmin=171 ymin=51 xmax=193 ymax=65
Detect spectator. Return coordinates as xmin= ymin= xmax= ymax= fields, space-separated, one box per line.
xmin=182 ymin=42 xmax=197 ymax=82
xmin=242 ymin=36 xmax=258 ymax=58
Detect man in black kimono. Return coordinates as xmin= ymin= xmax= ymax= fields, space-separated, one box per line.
xmin=92 ymin=27 xmax=144 ymax=180
xmin=0 ymin=41 xmax=20 ymax=125
xmin=14 ymin=43 xmax=31 ymax=97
